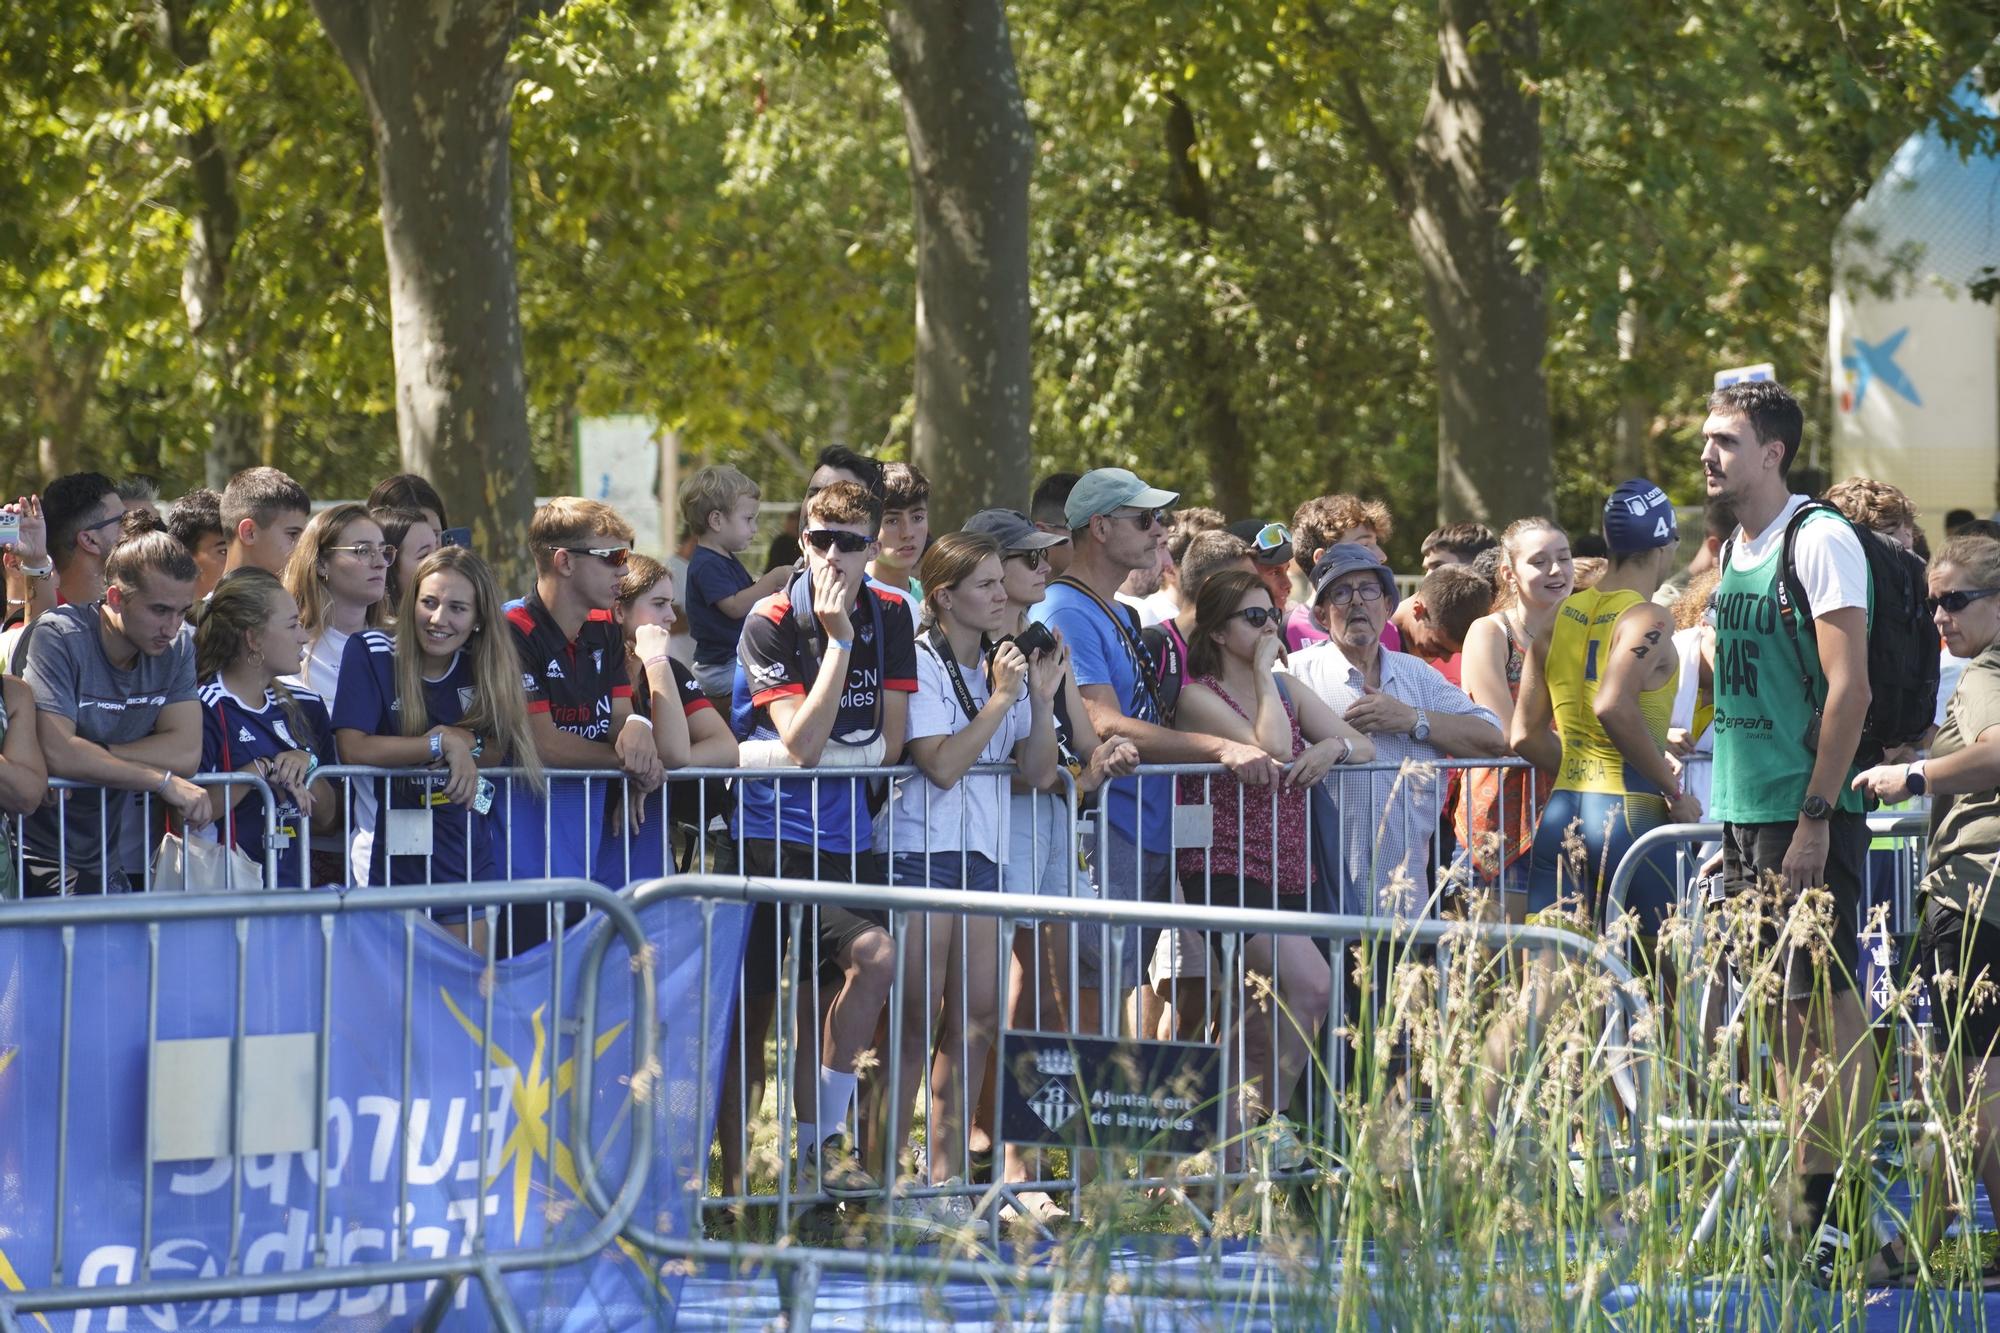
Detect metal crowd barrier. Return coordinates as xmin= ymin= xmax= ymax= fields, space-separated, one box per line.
xmin=3 ymin=774 xmax=283 ymax=897
xmin=620 ymin=872 xmax=1656 ymax=1327
xmin=0 ymin=878 xmax=658 ymax=1333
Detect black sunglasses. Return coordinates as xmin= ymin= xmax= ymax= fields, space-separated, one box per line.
xmin=1930 ymin=587 xmax=2000 ymax=614
xmin=1006 ymin=549 xmax=1049 ymax=571
xmin=1109 ymin=508 xmax=1164 ymax=532
xmin=1231 ymin=606 xmax=1282 ymax=628
xmin=543 ymin=544 xmax=631 ymax=568
xmin=804 ymin=528 xmax=874 ymax=555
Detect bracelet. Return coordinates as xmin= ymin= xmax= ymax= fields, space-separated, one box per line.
xmin=1335 ymin=737 xmax=1352 ymax=765
xmin=302 ymin=751 xmax=319 ymax=777
xmin=428 ymin=731 xmax=444 ymax=762
xmin=155 ymin=770 xmax=172 ymax=794
xmin=828 ymin=637 xmax=853 ymax=654
xmin=470 ymin=735 xmax=484 ymax=760
xmin=18 ymin=560 xmax=53 ymax=580
xmin=627 ymin=714 xmax=654 ymax=730
xmin=643 ymin=654 xmax=672 ymax=671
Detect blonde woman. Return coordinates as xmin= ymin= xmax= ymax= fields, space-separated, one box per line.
xmin=282 ymin=503 xmax=389 ymax=711
xmin=1456 ymin=517 xmax=1574 ymax=917
xmin=331 ymin=548 xmax=540 ymax=934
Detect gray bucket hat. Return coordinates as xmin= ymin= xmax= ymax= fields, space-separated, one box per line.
xmin=1309 ymin=542 xmax=1399 ymax=611
xmin=962 ymin=507 xmax=1067 ymax=551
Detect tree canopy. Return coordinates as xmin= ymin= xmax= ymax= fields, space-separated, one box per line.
xmin=0 ymin=0 xmax=1994 ymax=563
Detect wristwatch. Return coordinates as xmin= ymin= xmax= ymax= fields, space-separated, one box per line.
xmin=1905 ymin=761 xmax=1928 ymax=797
xmin=1409 ymin=707 xmax=1431 ymax=744
xmin=1799 ymin=793 xmax=1833 ymax=821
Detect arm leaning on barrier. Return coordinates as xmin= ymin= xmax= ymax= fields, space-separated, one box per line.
xmin=38 ymin=704 xmax=212 ymax=827
xmin=1286 ymin=676 xmax=1372 ymax=788
xmin=0 ymin=674 xmax=47 ymax=815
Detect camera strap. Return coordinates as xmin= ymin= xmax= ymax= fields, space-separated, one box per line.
xmin=1052 ymin=575 xmax=1173 ymax=724
xmin=922 ymin=623 xmax=991 ymax=724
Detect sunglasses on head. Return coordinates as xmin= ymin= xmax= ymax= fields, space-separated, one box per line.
xmin=546 ymin=544 xmax=631 ymax=567
xmin=1231 ymin=606 xmax=1282 ymax=628
xmin=1930 ymin=587 xmax=2000 ymax=614
xmin=1252 ymin=522 xmax=1292 ymax=554
xmin=1006 ymin=549 xmax=1049 ymax=571
xmin=804 ymin=528 xmax=874 ymax=555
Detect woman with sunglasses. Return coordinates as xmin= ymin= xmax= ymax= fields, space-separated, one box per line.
xmin=1853 ymin=534 xmax=2000 ymax=1269
xmin=1173 ymin=568 xmax=1370 ymax=1167
xmin=882 ymin=531 xmax=1061 ymax=1224
xmin=961 ymin=506 xmax=1138 ymax=1222
xmin=283 ymin=503 xmax=388 ymax=882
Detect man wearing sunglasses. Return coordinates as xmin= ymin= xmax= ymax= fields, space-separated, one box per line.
xmin=1702 ymin=379 xmax=1887 ymax=1280
xmin=498 ymin=498 xmax=664 ymax=904
xmin=1032 ymin=467 xmax=1288 ymax=1029
xmin=1278 ymin=543 xmax=1504 ymax=917
xmin=734 ymin=479 xmax=913 ymax=1197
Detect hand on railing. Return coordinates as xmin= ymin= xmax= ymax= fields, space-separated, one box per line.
xmin=256 ymin=751 xmax=318 ymax=818
xmin=159 ymin=773 xmax=215 ymax=829
xmin=616 ymin=716 xmax=666 ymax=794
xmin=1216 ymin=740 xmax=1284 ymax=788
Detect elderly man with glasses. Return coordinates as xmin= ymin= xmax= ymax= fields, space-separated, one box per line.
xmin=1278 ymin=543 xmax=1506 ymax=917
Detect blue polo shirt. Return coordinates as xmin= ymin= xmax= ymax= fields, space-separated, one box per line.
xmin=1031 ymin=581 xmax=1173 ymax=854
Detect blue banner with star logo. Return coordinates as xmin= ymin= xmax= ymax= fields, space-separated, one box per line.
xmin=0 ymin=893 xmax=748 ymax=1330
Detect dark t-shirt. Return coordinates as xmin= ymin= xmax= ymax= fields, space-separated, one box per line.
xmin=198 ymin=677 xmax=335 ymax=888
xmin=686 ymin=544 xmax=754 ymax=667
xmin=731 ymin=577 xmax=917 ymax=852
xmin=331 ymin=630 xmax=497 ymax=886
xmin=601 ymin=654 xmax=717 ymax=882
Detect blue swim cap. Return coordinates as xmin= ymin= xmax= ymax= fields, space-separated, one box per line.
xmin=1602 ymin=479 xmax=1678 ymax=555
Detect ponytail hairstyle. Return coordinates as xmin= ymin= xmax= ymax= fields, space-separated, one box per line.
xmin=916 ymin=532 xmax=1003 ymax=632
xmin=393 ymin=546 xmax=543 ymax=795
xmin=1492 ymin=516 xmax=1569 ymax=613
xmin=194 ymin=568 xmax=315 ymax=743
xmin=285 ymin=502 xmax=386 ymax=636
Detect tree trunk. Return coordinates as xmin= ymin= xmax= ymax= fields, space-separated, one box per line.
xmin=307 ymin=0 xmax=544 ymax=587
xmin=29 ymin=318 xmax=103 ymax=480
xmin=884 ymin=0 xmax=1035 ymax=528
xmin=1164 ymin=96 xmax=1253 ymax=521
xmin=1405 ymin=0 xmax=1553 ymax=526
xmin=155 ymin=1 xmax=261 ymax=492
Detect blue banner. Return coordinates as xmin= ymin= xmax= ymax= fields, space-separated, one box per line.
xmin=0 ymin=892 xmax=748 ymax=1331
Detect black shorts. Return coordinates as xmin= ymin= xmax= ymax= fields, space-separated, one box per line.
xmin=1914 ymin=902 xmax=2000 ymax=1061
xmin=737 ymin=838 xmax=889 ymax=997
xmin=1721 ymin=814 xmax=1865 ymax=999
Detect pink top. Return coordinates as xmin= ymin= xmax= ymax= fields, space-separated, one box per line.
xmin=1175 ymin=675 xmax=1311 ymax=894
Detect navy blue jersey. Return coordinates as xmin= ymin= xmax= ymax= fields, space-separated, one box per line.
xmin=329 ymin=630 xmax=496 ymax=886
xmin=686 ymin=544 xmax=754 ymax=667
xmin=198 ymin=676 xmax=335 ymax=888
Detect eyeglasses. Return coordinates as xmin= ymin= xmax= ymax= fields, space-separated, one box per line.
xmin=1108 ymin=508 xmax=1165 ymax=532
xmin=1231 ymin=606 xmax=1282 ymax=628
xmin=1324 ymin=581 xmax=1386 ymax=607
xmin=803 ymin=528 xmax=875 ymax=555
xmin=1006 ymin=549 xmax=1049 ymax=571
xmin=1252 ymin=522 xmax=1292 ymax=554
xmin=82 ymin=511 xmax=127 ymax=535
xmin=1930 ymin=587 xmax=2000 ymax=614
xmin=328 ymin=542 xmax=398 ymax=566
xmin=545 ymin=545 xmax=631 ymax=567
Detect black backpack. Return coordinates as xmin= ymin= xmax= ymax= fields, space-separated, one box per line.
xmin=1772 ymin=500 xmax=1938 ymax=770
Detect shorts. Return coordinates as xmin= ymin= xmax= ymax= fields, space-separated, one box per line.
xmin=889 ymin=850 xmax=1000 ymax=893
xmin=1721 ymin=814 xmax=1865 ymax=1000
xmin=1193 ymin=874 xmax=1308 ymax=964
xmin=692 ymin=658 xmax=736 ymax=702
xmin=1149 ymin=877 xmax=1210 ymax=988
xmin=739 ymin=839 xmax=889 ymax=997
xmin=1088 ymin=823 xmax=1173 ymax=993
xmin=22 ymin=857 xmax=130 ymax=897
xmin=1003 ymin=792 xmax=1083 ymax=897
xmin=1914 ymin=902 xmax=2000 ymax=1061
xmin=1526 ymin=788 xmax=1679 ymax=936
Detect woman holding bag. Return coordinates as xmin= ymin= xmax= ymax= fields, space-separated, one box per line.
xmin=192 ymin=569 xmax=337 ymax=889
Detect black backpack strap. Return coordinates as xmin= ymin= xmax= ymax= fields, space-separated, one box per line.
xmin=1773 ymin=500 xmax=1858 ymax=738
xmin=1054 ymin=575 xmax=1172 ymax=724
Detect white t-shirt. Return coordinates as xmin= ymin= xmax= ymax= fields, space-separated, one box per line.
xmin=889 ymin=642 xmax=1031 ymax=859
xmin=284 ymin=625 xmax=369 ymax=882
xmin=1114 ymin=591 xmax=1166 ymax=629
xmin=1727 ymin=493 xmax=1868 ymax=617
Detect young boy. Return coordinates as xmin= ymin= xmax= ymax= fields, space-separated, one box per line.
xmin=1286 ymin=493 xmax=1396 ymax=652
xmin=220 ymin=467 xmax=311 ymax=579
xmin=1398 ymin=564 xmax=1494 ymax=686
xmin=682 ymin=465 xmax=788 ymax=708
xmin=499 ymin=499 xmax=666 ymax=931
xmin=866 ymin=461 xmax=930 ymax=598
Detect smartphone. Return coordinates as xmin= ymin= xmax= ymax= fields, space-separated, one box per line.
xmin=0 ymin=511 xmax=19 ymax=546
xmin=440 ymin=526 xmax=472 ymax=550
xmin=472 ymin=776 xmax=495 ymax=816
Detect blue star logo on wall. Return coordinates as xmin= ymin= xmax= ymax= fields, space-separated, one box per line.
xmin=1842 ymin=328 xmax=1922 ymax=410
